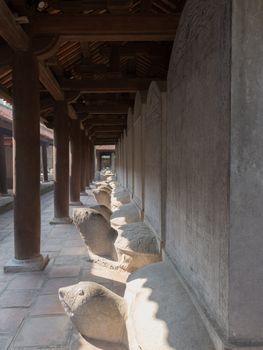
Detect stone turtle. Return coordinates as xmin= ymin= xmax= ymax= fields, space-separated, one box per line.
xmin=73 ymin=208 xmax=117 ymax=259
xmin=115 ymin=222 xmax=161 ymax=272
xmin=59 ymin=282 xmax=128 ymax=345
xmin=92 ymin=188 xmax=111 ymax=210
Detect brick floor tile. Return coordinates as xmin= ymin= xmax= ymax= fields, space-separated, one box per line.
xmin=41 ymin=243 xmax=62 ymax=252
xmin=12 ymin=315 xmax=71 ymax=348
xmin=41 ymin=277 xmax=78 ymax=295
xmin=63 ymin=239 xmax=84 ymax=247
xmin=0 ymin=281 xmax=7 ymax=294
xmin=0 ymin=335 xmax=13 ymax=350
xmin=81 ymin=270 xmax=113 ymax=288
xmin=7 ymin=274 xmax=44 ymax=290
xmin=54 ymin=255 xmax=84 ymax=266
xmin=0 ymin=290 xmax=37 ymax=307
xmin=60 ymin=246 xmax=87 ymax=256
xmin=46 ymin=265 xmax=81 ymax=278
xmin=0 ymin=308 xmax=27 ymax=333
xmin=0 ymin=272 xmax=15 ymax=283
xmin=30 ymin=294 xmax=64 ymax=316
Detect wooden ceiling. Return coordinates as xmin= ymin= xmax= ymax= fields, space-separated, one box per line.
xmin=0 ymin=0 xmax=186 ymax=145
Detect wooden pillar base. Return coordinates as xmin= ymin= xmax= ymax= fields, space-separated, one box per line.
xmin=80 ymin=191 xmax=88 ymax=196
xmin=50 ymin=217 xmax=72 ymax=225
xmin=4 ymin=254 xmax=49 ymax=273
xmin=0 ymin=192 xmax=11 ymax=197
xmin=69 ymin=201 xmax=83 ymax=206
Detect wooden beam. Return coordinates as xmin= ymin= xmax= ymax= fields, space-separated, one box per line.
xmin=74 ymin=63 xmax=108 ymax=74
xmin=0 ymin=0 xmax=66 ymax=105
xmin=40 ymin=96 xmax=55 ymax=111
xmin=83 ymin=115 xmax=126 ymax=123
xmin=60 ymin=78 xmax=152 ymax=93
xmin=94 ymin=140 xmax=117 ymax=145
xmin=85 ymin=122 xmax=126 ymax=128
xmin=100 ymin=42 xmax=171 ymax=57
xmin=82 ymin=98 xmax=133 ymax=105
xmin=68 ymin=105 xmax=78 ymax=120
xmin=93 ymin=133 xmax=122 ymax=139
xmin=141 ymin=0 xmax=152 ymax=12
xmin=87 ymin=113 xmax=127 ymax=121
xmin=0 ymin=0 xmax=88 ymax=132
xmin=0 ymin=45 xmax=14 ymax=65
xmin=65 ymin=91 xmax=81 ymax=103
xmin=85 ymin=114 xmax=126 ymax=120
xmin=109 ymin=45 xmax=120 ymax=73
xmin=90 ymin=127 xmax=125 ymax=135
xmin=0 ymin=84 xmax=12 ymax=104
xmin=74 ymin=102 xmax=129 ymax=114
xmin=28 ymin=14 xmax=179 ymax=41
xmin=0 ymin=0 xmax=29 ymax=51
xmin=89 ymin=125 xmax=124 ymax=132
xmin=33 ymin=35 xmax=62 ymax=60
xmin=107 ymin=0 xmax=132 ymax=13
xmin=38 ymin=65 xmax=78 ymax=119
xmin=39 ymin=63 xmax=64 ymax=100
xmin=48 ymin=0 xmax=107 ymax=12
xmin=85 ymin=121 xmax=126 ymax=128
xmin=82 ymin=94 xmax=133 ymax=101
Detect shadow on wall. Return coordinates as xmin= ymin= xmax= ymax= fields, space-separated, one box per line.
xmin=126 ymin=262 xmax=215 ymax=350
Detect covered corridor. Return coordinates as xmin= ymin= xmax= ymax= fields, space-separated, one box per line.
xmin=0 ymin=0 xmax=263 ymax=349
xmin=0 ymin=190 xmax=128 ymax=349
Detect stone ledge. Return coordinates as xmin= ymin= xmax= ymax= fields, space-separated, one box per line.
xmin=50 ymin=217 xmax=72 ymax=225
xmin=163 ymin=252 xmax=263 ymax=350
xmin=4 ymin=254 xmax=49 ymax=273
xmin=70 ymin=201 xmax=83 ymax=206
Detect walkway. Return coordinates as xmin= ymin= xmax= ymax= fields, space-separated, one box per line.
xmin=0 ymin=190 xmax=128 ymax=349
xmin=0 ymin=182 xmax=54 ymax=214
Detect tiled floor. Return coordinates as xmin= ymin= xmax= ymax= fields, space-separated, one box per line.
xmin=0 ymin=182 xmax=54 ymax=215
xmin=0 ymin=191 xmax=129 ymax=350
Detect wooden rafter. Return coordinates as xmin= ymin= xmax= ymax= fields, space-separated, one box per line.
xmin=0 ymin=0 xmax=29 ymax=51
xmin=28 ymin=14 xmax=179 ymax=41
xmin=60 ymin=78 xmax=153 ymax=93
xmin=74 ymin=102 xmax=130 ymax=114
xmin=39 ymin=63 xmax=64 ymax=100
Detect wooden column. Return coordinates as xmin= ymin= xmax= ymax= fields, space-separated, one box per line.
xmin=80 ymin=130 xmax=87 ymax=195
xmin=50 ymin=101 xmax=71 ymax=224
xmin=5 ymin=50 xmax=48 ymax=272
xmin=70 ymin=119 xmax=82 ymax=205
xmin=0 ymin=134 xmax=8 ymax=195
xmin=41 ymin=142 xmax=48 ymax=182
xmin=85 ymin=133 xmax=90 ymax=187
xmin=86 ymin=139 xmax=94 ymax=184
xmin=96 ymin=152 xmax=100 ymax=172
xmin=91 ymin=142 xmax=95 ymax=182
